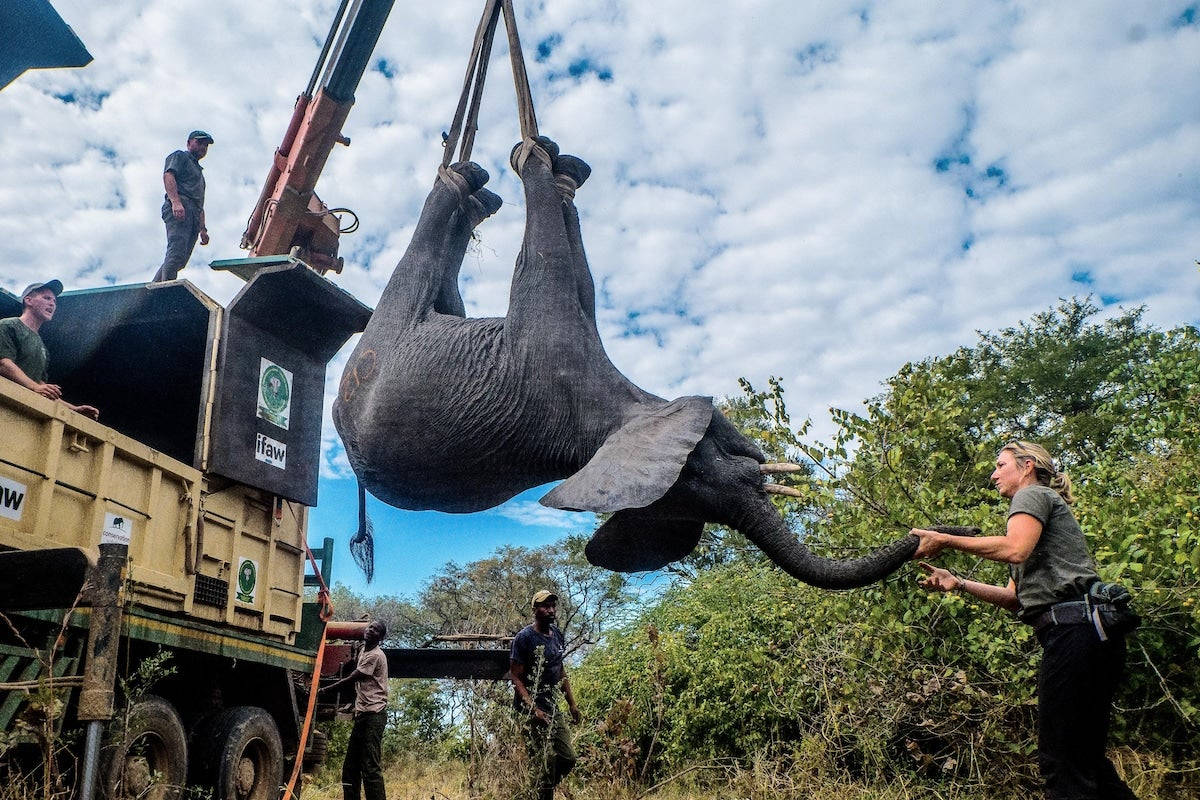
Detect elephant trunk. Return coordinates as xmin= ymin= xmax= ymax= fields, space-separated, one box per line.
xmin=736 ymin=495 xmax=918 ymax=590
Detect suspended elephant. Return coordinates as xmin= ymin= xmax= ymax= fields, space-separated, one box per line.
xmin=333 ymin=136 xmax=923 ymax=588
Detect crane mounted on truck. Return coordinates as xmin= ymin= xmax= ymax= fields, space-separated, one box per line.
xmin=234 ymin=0 xmax=396 ymax=278
xmin=0 ymin=2 xmax=510 ymax=798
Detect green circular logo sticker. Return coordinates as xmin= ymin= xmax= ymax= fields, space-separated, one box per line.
xmin=238 ymin=560 xmax=257 ymax=599
xmin=260 ymin=365 xmax=290 ymax=413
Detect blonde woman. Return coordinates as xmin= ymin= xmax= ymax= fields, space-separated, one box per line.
xmin=912 ymin=441 xmax=1137 ymax=800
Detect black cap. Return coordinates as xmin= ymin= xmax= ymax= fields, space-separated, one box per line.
xmin=188 ymin=130 xmax=214 ymax=144
xmin=20 ymin=279 xmax=63 ymax=299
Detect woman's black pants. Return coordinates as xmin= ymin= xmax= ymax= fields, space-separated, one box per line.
xmin=1037 ymin=623 xmax=1138 ymax=800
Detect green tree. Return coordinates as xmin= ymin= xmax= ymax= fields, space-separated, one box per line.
xmin=419 ymin=537 xmax=635 ymax=654
xmin=574 ymin=299 xmax=1200 ymax=794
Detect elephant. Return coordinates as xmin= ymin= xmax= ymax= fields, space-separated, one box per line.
xmin=333 ymin=136 xmax=926 ymax=588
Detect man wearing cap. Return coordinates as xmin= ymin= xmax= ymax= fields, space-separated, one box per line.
xmin=0 ymin=280 xmax=98 ymax=419
xmin=509 ymin=590 xmax=581 ymax=800
xmin=153 ymin=130 xmax=213 ymax=282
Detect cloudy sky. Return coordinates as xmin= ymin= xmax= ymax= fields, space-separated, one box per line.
xmin=2 ymin=0 xmax=1197 ymax=596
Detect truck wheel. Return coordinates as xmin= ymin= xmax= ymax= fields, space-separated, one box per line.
xmin=102 ymin=695 xmax=187 ymax=800
xmin=193 ymin=705 xmax=284 ymax=800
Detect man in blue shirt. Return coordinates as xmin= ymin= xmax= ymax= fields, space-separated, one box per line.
xmin=510 ymin=590 xmax=581 ymax=800
xmin=153 ymin=130 xmax=213 ymax=282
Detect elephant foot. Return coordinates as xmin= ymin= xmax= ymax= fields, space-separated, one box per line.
xmin=464 ymin=187 xmax=503 ymax=227
xmin=552 ymin=154 xmax=591 ymax=200
xmin=438 ymin=161 xmax=491 ymax=201
xmin=509 ymin=135 xmax=558 ymax=175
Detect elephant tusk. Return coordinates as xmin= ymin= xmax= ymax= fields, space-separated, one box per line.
xmin=763 ymin=483 xmax=804 ymax=498
xmin=760 ymin=462 xmax=805 ymax=474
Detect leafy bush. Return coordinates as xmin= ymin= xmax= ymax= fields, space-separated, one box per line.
xmin=574 ymin=300 xmax=1200 ymax=797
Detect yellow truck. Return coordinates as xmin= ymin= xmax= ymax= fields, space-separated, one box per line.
xmin=0 ymin=261 xmax=368 ymax=799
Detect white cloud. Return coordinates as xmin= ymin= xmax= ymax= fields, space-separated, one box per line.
xmin=3 ymin=0 xmax=1198 ymax=498
xmin=493 ymin=501 xmax=597 ymax=532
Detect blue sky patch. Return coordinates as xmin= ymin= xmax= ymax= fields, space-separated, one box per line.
xmin=1173 ymin=5 xmax=1197 ymax=27
xmin=536 ymin=34 xmax=562 ymax=62
xmin=1071 ymin=269 xmax=1094 ymax=285
xmin=793 ymin=42 xmax=838 ymax=75
xmin=620 ymin=309 xmax=666 ymax=348
xmin=567 ymin=58 xmax=613 ymax=82
xmin=935 ymin=153 xmax=970 ymax=173
xmin=373 ymin=58 xmax=396 ymax=79
xmin=52 ymin=88 xmax=109 ymax=111
xmin=77 ymin=257 xmax=104 ymax=279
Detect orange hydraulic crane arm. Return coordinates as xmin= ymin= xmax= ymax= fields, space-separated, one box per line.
xmin=241 ymin=0 xmax=396 ymax=274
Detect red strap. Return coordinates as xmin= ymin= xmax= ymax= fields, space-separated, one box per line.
xmin=281 ymin=543 xmax=335 ymax=799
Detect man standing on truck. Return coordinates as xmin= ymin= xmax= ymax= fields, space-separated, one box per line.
xmin=320 ymin=619 xmax=389 ymax=800
xmin=153 ymin=130 xmax=213 ymax=282
xmin=0 ymin=280 xmax=98 ymax=419
xmin=510 ymin=590 xmax=581 ymax=800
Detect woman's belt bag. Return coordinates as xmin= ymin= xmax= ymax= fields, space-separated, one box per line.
xmin=1031 ymin=582 xmax=1141 ymax=640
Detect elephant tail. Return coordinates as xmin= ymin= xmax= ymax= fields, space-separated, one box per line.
xmin=349 ymin=480 xmax=375 ymax=583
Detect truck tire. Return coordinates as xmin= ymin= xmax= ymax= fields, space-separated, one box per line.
xmin=102 ymin=695 xmax=188 ymax=800
xmin=192 ymin=705 xmax=284 ymax=800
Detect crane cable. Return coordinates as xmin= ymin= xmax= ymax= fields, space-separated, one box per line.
xmin=282 ymin=542 xmax=335 ymax=800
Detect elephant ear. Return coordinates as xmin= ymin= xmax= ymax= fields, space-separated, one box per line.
xmin=584 ymin=511 xmax=704 ymax=572
xmin=541 ymin=396 xmax=714 ymax=513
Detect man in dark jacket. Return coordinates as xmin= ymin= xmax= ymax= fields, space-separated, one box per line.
xmin=153 ymin=130 xmax=213 ymax=282
xmin=510 ymin=590 xmax=581 ymax=800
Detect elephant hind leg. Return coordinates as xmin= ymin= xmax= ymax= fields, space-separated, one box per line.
xmin=552 ymin=154 xmax=598 ymax=326
xmin=506 ymin=137 xmax=599 ymax=338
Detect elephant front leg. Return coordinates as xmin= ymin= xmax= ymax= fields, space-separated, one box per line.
xmin=434 ymin=176 xmax=503 ymax=317
xmin=374 ymin=161 xmax=499 ymax=326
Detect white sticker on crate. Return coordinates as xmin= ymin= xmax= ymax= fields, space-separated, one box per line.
xmin=236 ymin=557 xmax=259 ymax=603
xmin=254 ymin=433 xmax=287 ymax=469
xmin=0 ymin=476 xmax=28 ymax=521
xmin=101 ymin=512 xmax=133 ymax=546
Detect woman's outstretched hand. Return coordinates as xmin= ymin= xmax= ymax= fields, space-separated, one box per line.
xmin=917 ymin=561 xmax=961 ymax=592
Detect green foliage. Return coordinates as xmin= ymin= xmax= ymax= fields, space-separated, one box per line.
xmin=320 ymin=679 xmax=451 ymax=780
xmin=383 ymin=680 xmax=450 ymax=759
xmin=325 ymin=583 xmax=426 ymax=645
xmin=419 ymin=537 xmax=635 ymax=653
xmin=573 ymin=299 xmax=1200 ymax=796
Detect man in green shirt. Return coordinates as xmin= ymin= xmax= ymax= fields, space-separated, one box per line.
xmin=0 ymin=280 xmax=98 ymax=419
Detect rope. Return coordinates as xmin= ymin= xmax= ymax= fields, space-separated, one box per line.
xmin=500 ymin=0 xmax=538 ymax=142
xmin=441 ymin=0 xmax=503 ymax=170
xmin=440 ymin=0 xmax=541 ymax=182
xmin=281 ymin=542 xmax=335 ymax=800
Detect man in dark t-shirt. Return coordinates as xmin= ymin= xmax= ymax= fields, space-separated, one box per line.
xmin=153 ymin=130 xmax=213 ymax=282
xmin=0 ymin=280 xmax=98 ymax=419
xmin=510 ymin=590 xmax=581 ymax=800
